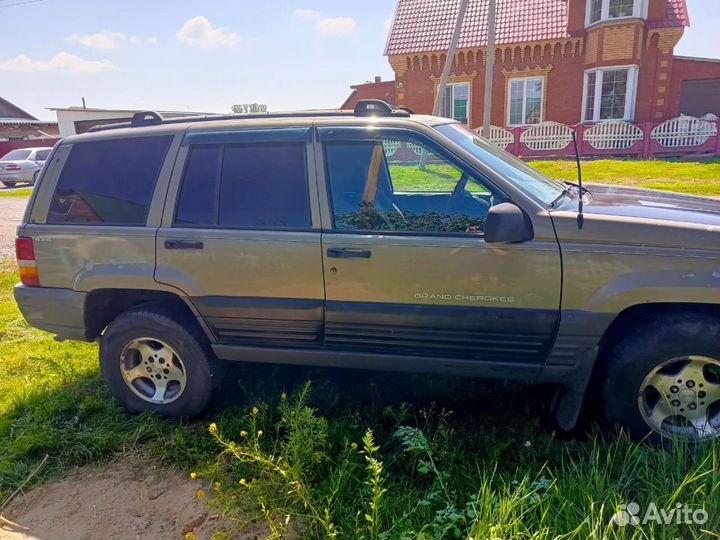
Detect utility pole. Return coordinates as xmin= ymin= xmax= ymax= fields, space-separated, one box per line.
xmin=432 ymin=0 xmax=470 ymax=116
xmin=482 ymin=0 xmax=497 ymax=139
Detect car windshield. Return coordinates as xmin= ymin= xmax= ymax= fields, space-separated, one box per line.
xmin=435 ymin=123 xmax=567 ymax=206
xmin=1 ymin=149 xmax=32 ymax=161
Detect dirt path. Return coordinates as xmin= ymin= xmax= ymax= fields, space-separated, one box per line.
xmin=0 ymin=455 xmax=261 ymax=540
xmin=0 ymin=197 xmax=27 ymax=259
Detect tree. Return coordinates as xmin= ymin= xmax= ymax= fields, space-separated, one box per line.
xmin=231 ymin=103 xmax=268 ymax=114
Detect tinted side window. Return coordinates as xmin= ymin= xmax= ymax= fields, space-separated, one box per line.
xmin=175 ymin=145 xmax=220 ymax=226
xmin=48 ymin=136 xmax=172 ymax=225
xmin=325 ymin=133 xmax=494 ymax=234
xmin=174 ymin=143 xmax=310 ymax=229
xmin=220 ymin=144 xmax=310 ymax=229
xmin=35 ymin=149 xmax=51 ymax=161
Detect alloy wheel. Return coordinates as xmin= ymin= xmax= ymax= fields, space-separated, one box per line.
xmin=119 ymin=337 xmax=187 ymax=404
xmin=638 ymin=355 xmax=720 ymax=441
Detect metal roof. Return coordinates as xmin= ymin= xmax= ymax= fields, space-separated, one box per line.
xmin=385 ymin=0 xmax=689 ymax=56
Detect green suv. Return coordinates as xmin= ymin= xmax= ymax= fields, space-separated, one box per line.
xmin=14 ymin=101 xmax=720 ymax=443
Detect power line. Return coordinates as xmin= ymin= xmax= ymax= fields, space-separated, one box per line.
xmin=0 ymin=0 xmax=45 ymax=8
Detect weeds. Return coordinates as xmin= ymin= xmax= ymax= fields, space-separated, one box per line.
xmin=202 ymin=385 xmax=720 ymax=540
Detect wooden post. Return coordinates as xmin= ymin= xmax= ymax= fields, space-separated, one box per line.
xmin=432 ymin=0 xmax=470 ymax=116
xmin=482 ymin=0 xmax=498 ymax=139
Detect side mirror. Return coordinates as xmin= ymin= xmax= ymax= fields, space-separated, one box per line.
xmin=484 ymin=202 xmax=534 ymax=243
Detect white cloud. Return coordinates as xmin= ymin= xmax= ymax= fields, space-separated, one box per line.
xmin=314 ymin=17 xmax=357 ymax=35
xmin=177 ymin=16 xmax=240 ymax=49
xmin=294 ymin=8 xmax=357 ymax=35
xmin=130 ymin=35 xmax=158 ymax=44
xmin=0 ymin=52 xmax=116 ymax=73
xmin=294 ymin=8 xmax=322 ymax=20
xmin=66 ymin=30 xmax=125 ymax=50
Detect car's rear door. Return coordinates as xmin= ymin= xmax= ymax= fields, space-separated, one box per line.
xmin=155 ymin=126 xmax=325 ymax=349
xmin=316 ymin=124 xmax=562 ymax=365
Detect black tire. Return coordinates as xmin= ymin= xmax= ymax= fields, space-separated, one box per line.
xmin=100 ymin=307 xmax=216 ymax=416
xmin=600 ymin=313 xmax=720 ymax=443
xmin=2 ymin=181 xmax=16 ymax=187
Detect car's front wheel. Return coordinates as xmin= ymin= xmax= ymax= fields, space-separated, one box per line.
xmin=601 ymin=314 xmax=720 ymax=443
xmin=100 ymin=307 xmax=216 ymax=416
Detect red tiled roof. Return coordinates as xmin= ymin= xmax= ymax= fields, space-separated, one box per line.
xmin=385 ymin=0 xmax=570 ymax=55
xmin=385 ymin=0 xmax=689 ymax=56
xmin=649 ymin=0 xmax=689 ymax=28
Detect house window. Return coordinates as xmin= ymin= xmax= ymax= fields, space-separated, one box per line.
xmin=508 ymin=77 xmax=544 ymax=126
xmin=440 ymin=83 xmax=469 ymax=125
xmin=582 ymin=67 xmax=639 ymax=122
xmin=587 ymin=0 xmax=645 ymax=25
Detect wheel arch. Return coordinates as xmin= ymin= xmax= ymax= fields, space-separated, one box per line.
xmin=84 ymin=288 xmax=214 ymax=342
xmin=596 ymin=303 xmax=720 ymax=366
xmin=555 ymin=302 xmax=720 ymax=432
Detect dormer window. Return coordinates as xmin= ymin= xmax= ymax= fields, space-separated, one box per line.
xmin=586 ymin=0 xmax=647 ymax=26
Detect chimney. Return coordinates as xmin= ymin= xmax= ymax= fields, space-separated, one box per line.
xmin=375 ymin=76 xmax=382 ymax=83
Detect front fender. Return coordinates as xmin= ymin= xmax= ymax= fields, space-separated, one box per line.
xmin=583 ymin=270 xmax=720 ymax=313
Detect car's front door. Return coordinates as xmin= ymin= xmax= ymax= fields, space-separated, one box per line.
xmin=156 ymin=127 xmax=325 ymax=349
xmin=316 ymin=126 xmax=562 ymax=364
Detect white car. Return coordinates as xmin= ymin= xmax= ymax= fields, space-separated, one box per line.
xmin=0 ymin=147 xmax=52 ymax=187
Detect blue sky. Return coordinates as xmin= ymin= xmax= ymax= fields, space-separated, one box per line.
xmin=1 ymin=0 xmax=717 ymax=121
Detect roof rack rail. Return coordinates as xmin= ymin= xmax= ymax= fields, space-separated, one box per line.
xmin=132 ymin=111 xmax=163 ymax=126
xmin=85 ymin=102 xmax=414 ymax=133
xmin=353 ymin=100 xmax=410 ymax=117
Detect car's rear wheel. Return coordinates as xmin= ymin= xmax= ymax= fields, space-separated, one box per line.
xmin=2 ymin=181 xmax=16 ymax=187
xmin=601 ymin=314 xmax=720 ymax=444
xmin=100 ymin=307 xmax=215 ymax=416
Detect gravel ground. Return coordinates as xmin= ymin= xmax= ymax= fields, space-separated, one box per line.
xmin=0 ymin=197 xmax=28 ymax=258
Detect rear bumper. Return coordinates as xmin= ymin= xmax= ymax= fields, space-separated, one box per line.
xmin=14 ymin=285 xmax=88 ymax=341
xmin=0 ymin=171 xmax=34 ymax=183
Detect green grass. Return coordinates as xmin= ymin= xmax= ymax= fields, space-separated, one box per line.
xmin=1 ymin=257 xmax=720 ymax=539
xmin=388 ymin=159 xmax=720 ymax=197
xmin=532 ymin=159 xmax=720 ymax=196
xmin=0 ymin=188 xmax=32 ymax=198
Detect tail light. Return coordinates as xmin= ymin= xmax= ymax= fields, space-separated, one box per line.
xmin=4 ymin=164 xmax=21 ymax=172
xmin=16 ymin=237 xmax=40 ymax=287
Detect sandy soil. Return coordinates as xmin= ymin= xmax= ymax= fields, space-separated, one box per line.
xmin=0 ymin=456 xmax=264 ymax=540
xmin=0 ymin=197 xmax=27 ymax=259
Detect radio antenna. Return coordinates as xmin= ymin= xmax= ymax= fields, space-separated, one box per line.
xmin=571 ymin=131 xmax=584 ymax=230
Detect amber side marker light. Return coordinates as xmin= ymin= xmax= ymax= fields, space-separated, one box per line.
xmin=16 ymin=237 xmax=40 ymax=287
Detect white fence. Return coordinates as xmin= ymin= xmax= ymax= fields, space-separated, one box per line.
xmin=650 ymin=116 xmax=718 ymax=148
xmin=583 ymin=121 xmax=644 ymax=150
xmin=473 ymin=116 xmax=719 ymax=157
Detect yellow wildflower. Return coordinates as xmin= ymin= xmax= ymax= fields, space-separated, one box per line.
xmin=190 ymin=472 xmax=198 ymax=480
xmin=239 ymin=478 xmax=247 ymax=486
xmin=351 ymin=442 xmax=358 ymax=450
xmin=281 ymin=392 xmax=287 ymax=401
xmin=240 ymin=430 xmax=248 ymax=438
xmin=196 ymin=489 xmax=206 ymax=500
xmin=185 ymin=532 xmax=197 ymax=540
xmin=252 ymin=406 xmax=259 ymax=416
xmin=208 ymin=423 xmax=218 ymax=435
xmin=257 ymin=430 xmax=263 ymax=438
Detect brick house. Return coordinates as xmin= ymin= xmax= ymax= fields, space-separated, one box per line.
xmin=347 ymin=0 xmax=720 ymax=130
